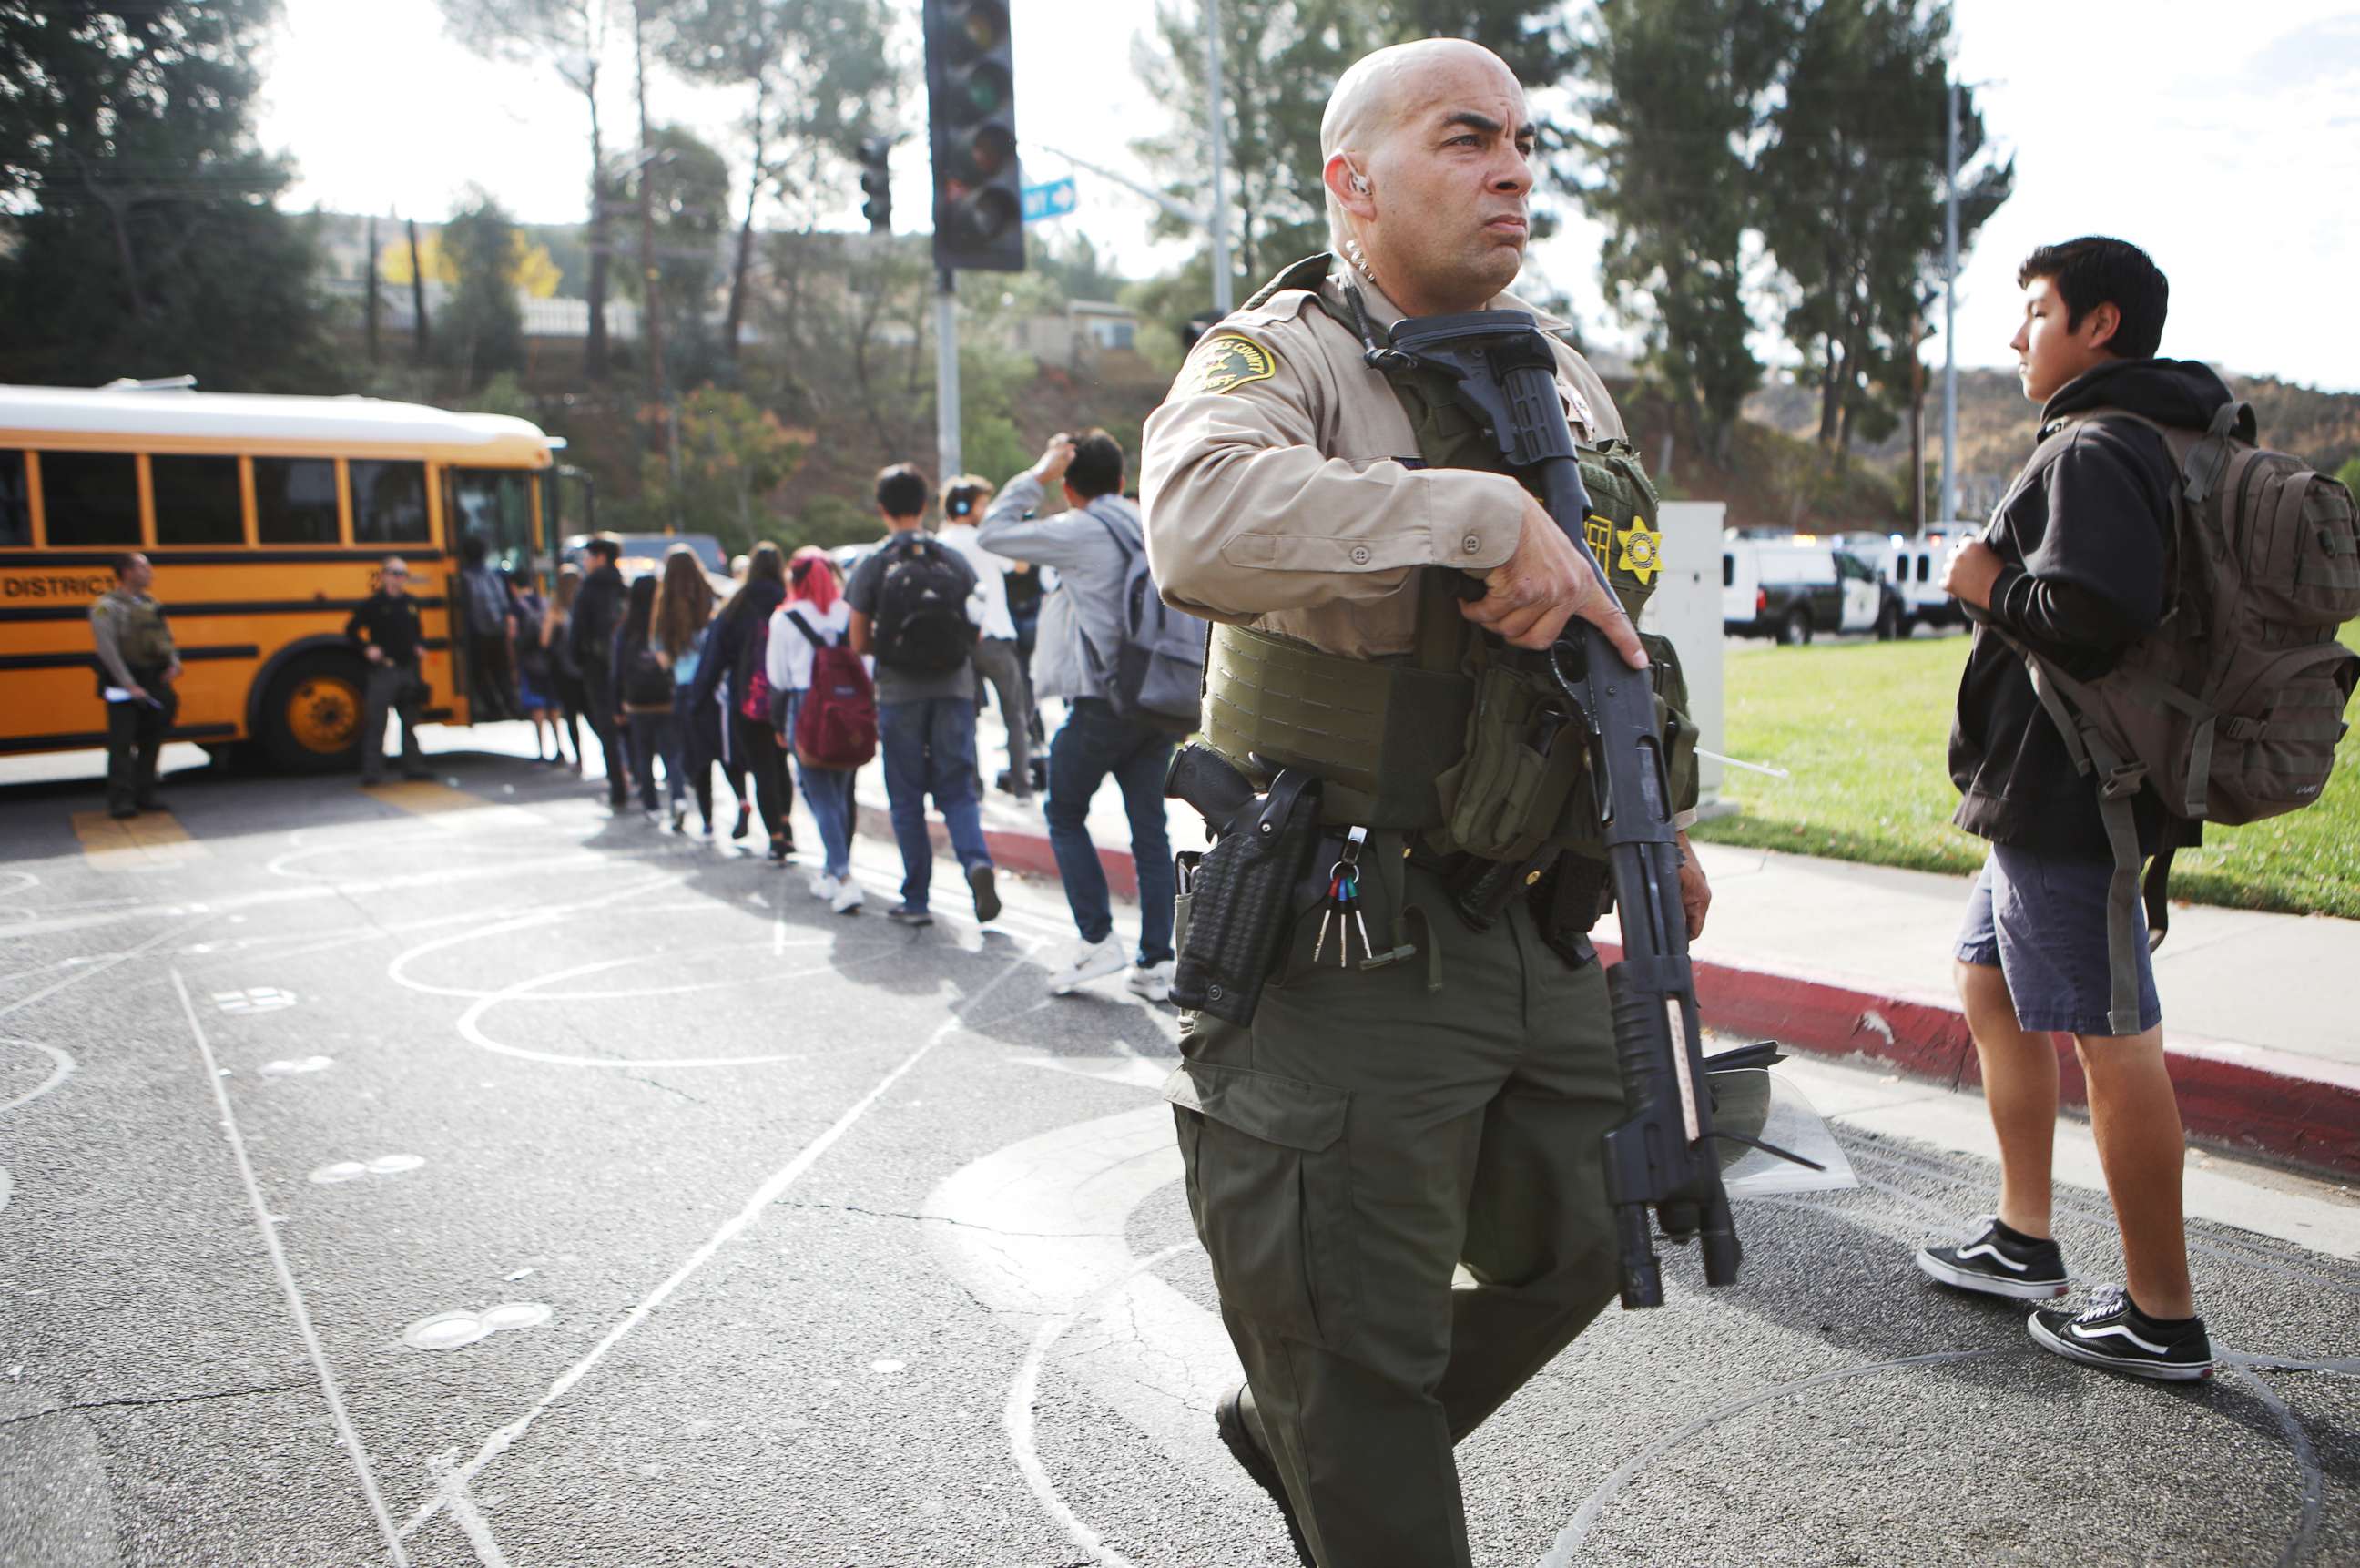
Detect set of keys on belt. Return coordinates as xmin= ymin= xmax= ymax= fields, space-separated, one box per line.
xmin=1313 ymin=825 xmax=1374 ymax=967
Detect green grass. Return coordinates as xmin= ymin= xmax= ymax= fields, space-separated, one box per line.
xmin=1690 ymin=626 xmax=2360 ymax=920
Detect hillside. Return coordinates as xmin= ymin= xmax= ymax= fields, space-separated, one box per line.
xmin=1745 ymin=366 xmax=2360 ymax=520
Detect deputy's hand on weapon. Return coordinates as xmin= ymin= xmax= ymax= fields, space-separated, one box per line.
xmin=1675 ymin=830 xmax=1711 ymax=941
xmin=1465 ymin=493 xmax=1649 ymax=667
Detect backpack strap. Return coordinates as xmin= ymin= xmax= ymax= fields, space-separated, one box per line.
xmin=783 ymin=610 xmax=832 ymax=650
xmin=2019 ymin=648 xmax=2164 ymax=1036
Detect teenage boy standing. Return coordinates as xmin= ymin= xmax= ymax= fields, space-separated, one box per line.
xmin=980 ymin=432 xmax=1177 ymax=1001
xmin=846 ymin=463 xmax=1000 ymax=928
xmin=1917 ymin=237 xmax=2226 ymax=1380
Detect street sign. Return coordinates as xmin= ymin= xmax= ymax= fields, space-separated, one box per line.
xmin=1021 ymin=176 xmax=1077 ymax=224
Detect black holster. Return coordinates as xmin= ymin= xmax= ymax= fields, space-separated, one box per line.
xmin=1168 ymin=769 xmax=1324 ymax=1025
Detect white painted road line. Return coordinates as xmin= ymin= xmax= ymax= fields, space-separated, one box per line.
xmin=399 ymin=935 xmax=1043 ymax=1547
xmin=169 ymin=969 xmax=412 ymax=1568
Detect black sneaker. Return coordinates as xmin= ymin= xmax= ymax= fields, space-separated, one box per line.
xmin=731 ymin=802 xmax=752 ymax=841
xmin=1915 ymin=1215 xmax=2069 ymax=1301
xmin=1216 ymin=1384 xmax=1313 ymax=1568
xmin=968 ymin=862 xmax=1002 ymax=923
xmin=2029 ymin=1284 xmax=2214 ymax=1380
xmin=887 ymin=904 xmax=933 ymax=928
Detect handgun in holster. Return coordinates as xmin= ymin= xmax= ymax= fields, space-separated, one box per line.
xmin=1164 ymin=745 xmax=1324 ymax=1025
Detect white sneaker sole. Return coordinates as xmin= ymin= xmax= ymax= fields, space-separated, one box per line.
xmin=1914 ymin=1247 xmax=2069 ymax=1301
xmin=2026 ymin=1313 xmax=2215 ymax=1380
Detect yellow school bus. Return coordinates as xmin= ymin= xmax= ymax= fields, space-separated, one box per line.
xmin=0 ymin=383 xmax=585 ymax=770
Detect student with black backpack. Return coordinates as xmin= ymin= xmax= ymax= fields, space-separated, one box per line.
xmin=690 ymin=543 xmax=795 ymax=862
xmin=845 ymin=463 xmax=1000 ymax=927
xmin=1915 ymin=238 xmax=2360 ymax=1380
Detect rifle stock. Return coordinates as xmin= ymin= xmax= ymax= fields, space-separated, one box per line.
xmin=1382 ymin=310 xmax=1741 ymax=1309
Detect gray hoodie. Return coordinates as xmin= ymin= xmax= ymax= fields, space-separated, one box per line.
xmin=977 ymin=471 xmax=1139 ymax=703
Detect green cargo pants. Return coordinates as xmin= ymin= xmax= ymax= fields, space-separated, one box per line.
xmin=1166 ymin=843 xmax=1624 ymax=1568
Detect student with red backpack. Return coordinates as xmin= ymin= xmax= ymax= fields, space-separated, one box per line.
xmin=690 ymin=542 xmax=795 ymax=863
xmin=768 ymin=547 xmax=872 ymax=912
xmin=1917 ymin=238 xmax=2360 ymax=1380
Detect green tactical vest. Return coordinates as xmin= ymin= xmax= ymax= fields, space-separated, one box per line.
xmin=1201 ymin=254 xmax=1699 ymax=855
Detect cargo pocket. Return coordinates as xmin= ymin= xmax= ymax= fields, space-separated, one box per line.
xmin=2210 ymin=641 xmax=2360 ymax=819
xmin=1164 ymin=1058 xmax=1354 ymax=1345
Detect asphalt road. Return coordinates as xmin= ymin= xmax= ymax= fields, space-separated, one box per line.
xmin=2 ymin=746 xmax=2355 ymax=1568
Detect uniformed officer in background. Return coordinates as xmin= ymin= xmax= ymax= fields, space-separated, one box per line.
xmin=1140 ymin=38 xmax=1711 ymax=1568
xmin=89 ymin=551 xmax=179 ymax=819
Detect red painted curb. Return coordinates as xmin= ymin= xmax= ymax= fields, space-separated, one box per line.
xmin=1596 ymin=940 xmax=2360 ymax=1179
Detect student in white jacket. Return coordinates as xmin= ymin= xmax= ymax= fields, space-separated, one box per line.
xmin=767 ymin=547 xmax=863 ymax=912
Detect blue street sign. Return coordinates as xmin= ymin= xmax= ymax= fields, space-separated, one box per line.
xmin=1021 ymin=177 xmax=1078 ymax=224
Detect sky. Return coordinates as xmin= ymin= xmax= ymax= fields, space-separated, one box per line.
xmin=259 ymin=0 xmax=2360 ymax=391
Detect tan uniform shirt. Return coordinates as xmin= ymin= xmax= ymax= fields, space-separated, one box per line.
xmin=1141 ymin=260 xmax=1625 ymax=660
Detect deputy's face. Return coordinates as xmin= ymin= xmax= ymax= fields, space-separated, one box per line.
xmin=1363 ymin=54 xmax=1535 ymax=305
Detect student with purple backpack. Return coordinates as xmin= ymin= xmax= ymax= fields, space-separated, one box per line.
xmin=768 ymin=547 xmax=873 ymax=912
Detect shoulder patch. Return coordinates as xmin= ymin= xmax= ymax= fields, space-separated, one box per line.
xmin=1181 ymin=333 xmax=1280 ymax=397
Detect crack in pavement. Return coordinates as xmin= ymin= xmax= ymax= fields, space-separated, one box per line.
xmin=0 ymin=1379 xmax=311 ymax=1428
xmin=780 ymin=1199 xmax=1114 ymax=1240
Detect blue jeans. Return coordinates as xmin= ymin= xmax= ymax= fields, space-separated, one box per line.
xmin=785 ymin=693 xmax=856 ymax=880
xmin=1044 ymin=697 xmax=1175 ymax=964
xmin=878 ymin=697 xmax=992 ymax=911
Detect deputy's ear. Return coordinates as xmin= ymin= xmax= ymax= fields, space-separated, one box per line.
xmin=1323 ymin=152 xmax=1376 ymax=221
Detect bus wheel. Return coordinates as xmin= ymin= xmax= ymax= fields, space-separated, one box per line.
xmin=260 ymin=655 xmax=365 ymax=773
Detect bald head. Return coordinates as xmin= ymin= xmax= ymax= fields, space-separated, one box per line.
xmin=1318 ymin=38 xmax=1538 ymax=315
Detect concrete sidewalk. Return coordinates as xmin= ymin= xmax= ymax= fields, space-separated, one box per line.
xmin=855 ymin=731 xmax=2360 ymax=1177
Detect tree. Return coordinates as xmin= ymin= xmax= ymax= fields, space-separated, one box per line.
xmin=441 ymin=192 xmax=528 ymax=388
xmin=436 ymin=0 xmax=622 ymax=378
xmin=658 ymin=0 xmax=897 ymax=361
xmin=637 ymin=384 xmax=809 ymax=553
xmin=381 ymin=229 xmax=563 ymax=299
xmin=622 ymin=126 xmax=733 ymax=392
xmin=2337 ymin=456 xmax=2360 ymax=498
xmin=0 ymin=0 xmax=339 ymax=392
xmin=1572 ymin=0 xmax=1795 ymax=471
xmin=1754 ymin=0 xmax=2010 ymax=454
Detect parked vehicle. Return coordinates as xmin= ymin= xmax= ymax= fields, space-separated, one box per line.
xmin=1722 ymin=535 xmax=1897 ymax=644
xmin=1858 ymin=525 xmax=1974 ymax=635
xmin=562 ymin=531 xmax=732 ymax=597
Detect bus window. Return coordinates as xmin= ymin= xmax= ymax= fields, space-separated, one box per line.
xmin=351 ymin=459 xmax=430 ymax=545
xmin=151 ymin=454 xmax=244 ymax=545
xmin=0 ymin=451 xmax=27 ymax=546
xmin=448 ymin=468 xmax=534 ymax=571
xmin=39 ymin=451 xmax=141 ymax=545
xmin=254 ymin=457 xmax=341 ymax=545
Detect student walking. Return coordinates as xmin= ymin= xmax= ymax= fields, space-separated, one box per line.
xmin=768 ymin=547 xmax=870 ymax=913
xmin=457 ymin=532 xmax=518 ymax=722
xmin=980 ymin=432 xmax=1179 ymax=999
xmin=845 ymin=463 xmax=999 ymax=928
xmin=651 ymin=546 xmax=717 ymax=834
xmin=691 ymin=543 xmax=794 ymax=861
xmin=507 ymin=569 xmax=562 ymax=764
xmin=545 ymin=565 xmax=586 ymax=772
xmin=1915 ymin=238 xmax=2226 ymax=1380
xmin=941 ymin=474 xmax=1033 ymax=802
xmin=569 ymin=536 xmax=632 ymax=808
xmin=614 ymin=575 xmax=673 ymax=818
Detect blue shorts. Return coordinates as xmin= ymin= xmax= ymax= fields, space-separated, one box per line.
xmin=1955 ymin=842 xmax=2161 ymax=1038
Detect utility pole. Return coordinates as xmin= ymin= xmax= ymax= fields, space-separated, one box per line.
xmin=1205 ymin=0 xmax=1232 ymax=317
xmin=364 ymin=214 xmax=381 ymax=366
xmin=1938 ymin=75 xmax=1960 ymax=526
xmin=935 ymin=270 xmax=961 ymax=483
xmin=406 ymin=218 xmax=429 ymax=364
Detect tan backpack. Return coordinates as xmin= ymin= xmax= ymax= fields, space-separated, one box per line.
xmin=2012 ymin=399 xmax=2360 ymax=1033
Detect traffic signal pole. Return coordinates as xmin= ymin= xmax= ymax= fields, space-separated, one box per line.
xmin=936 ymin=270 xmax=961 ymax=483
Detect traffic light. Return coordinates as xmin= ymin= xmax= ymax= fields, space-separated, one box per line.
xmin=922 ymin=0 xmax=1023 ymax=273
xmin=859 ymin=136 xmax=892 ymax=234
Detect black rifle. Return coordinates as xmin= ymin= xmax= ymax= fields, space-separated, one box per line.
xmin=1377 ymin=309 xmax=1748 ymax=1309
